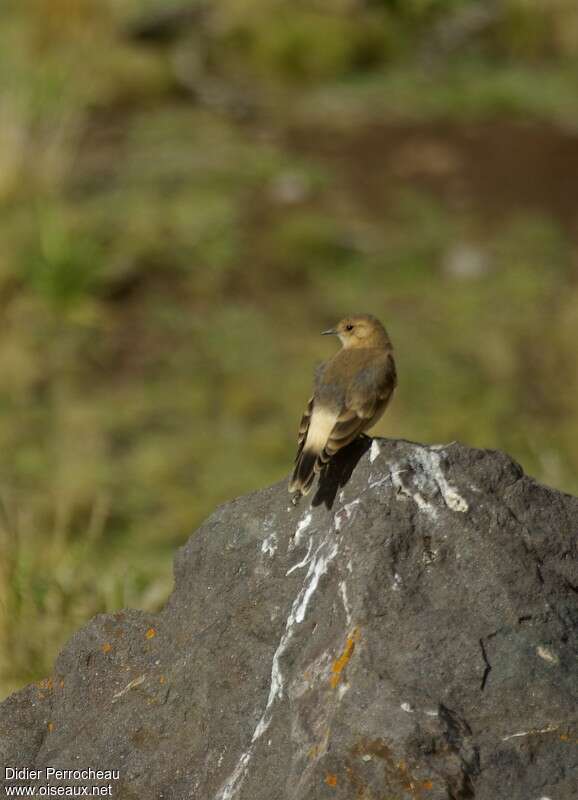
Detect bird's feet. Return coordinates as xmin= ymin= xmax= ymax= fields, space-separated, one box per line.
xmin=291 ymin=491 xmax=302 ymax=506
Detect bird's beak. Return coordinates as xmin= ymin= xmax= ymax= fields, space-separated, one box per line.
xmin=321 ymin=328 xmax=337 ymax=336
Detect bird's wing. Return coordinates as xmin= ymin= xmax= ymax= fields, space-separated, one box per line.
xmin=319 ymin=353 xmax=396 ymax=463
xmin=293 ymin=360 xmax=328 ymax=462
xmin=346 ymin=352 xmax=397 ymax=418
xmin=290 ymin=401 xmax=339 ymax=494
xmin=294 ymin=395 xmax=314 ymax=463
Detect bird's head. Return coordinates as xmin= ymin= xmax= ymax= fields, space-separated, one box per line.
xmin=322 ymin=314 xmax=390 ymax=349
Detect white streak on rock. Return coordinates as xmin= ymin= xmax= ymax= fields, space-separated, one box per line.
xmin=369 ymin=440 xmax=381 ymax=463
xmin=414 ymin=448 xmax=469 ymax=513
xmin=261 ymin=531 xmax=277 ymax=557
xmin=400 ymin=703 xmax=438 ymax=717
xmin=214 ymin=751 xmax=251 ymax=800
xmin=392 ymin=469 xmax=438 ymax=519
xmin=368 ymin=475 xmax=391 ymax=490
xmin=294 ymin=539 xmax=338 ymax=625
xmin=502 ymin=730 xmax=530 ymax=741
xmin=392 ymin=573 xmax=402 ymax=591
xmin=286 ymin=539 xmax=313 ymax=575
xmin=536 ymin=645 xmax=559 ymax=665
xmin=112 ymin=674 xmax=145 ymax=701
xmin=338 ymin=683 xmax=349 ymax=699
xmin=502 ymin=724 xmax=558 ymax=741
xmin=334 ymin=499 xmax=360 ymax=531
xmin=215 ymin=531 xmax=338 ymax=800
xmin=292 ymin=511 xmax=312 ymax=549
xmin=440 ymin=484 xmax=468 ymax=513
xmin=391 ymin=446 xmax=469 ymax=517
xmin=339 ymin=580 xmax=351 ymax=625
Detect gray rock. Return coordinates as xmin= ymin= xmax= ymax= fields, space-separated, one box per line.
xmin=1 ymin=438 xmax=577 ymax=799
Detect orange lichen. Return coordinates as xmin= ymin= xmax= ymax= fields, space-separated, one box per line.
xmin=324 ymin=773 xmax=338 ymax=787
xmin=59 ymin=679 xmax=65 ymax=689
xmin=145 ymin=627 xmax=156 ymax=639
xmin=399 ymin=758 xmax=419 ymax=793
xmin=349 ymin=738 xmax=434 ymax=798
xmin=330 ymin=628 xmax=359 ymax=688
xmin=560 ymin=734 xmax=570 ymax=741
xmin=159 ymin=676 xmax=165 ymax=684
xmin=36 ymin=678 xmax=53 ymax=691
xmin=47 ymin=722 xmax=54 ymax=733
xmin=102 ymin=642 xmax=112 ymax=654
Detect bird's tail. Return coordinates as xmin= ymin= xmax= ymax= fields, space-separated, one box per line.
xmin=289 ymin=407 xmax=337 ymax=497
xmin=289 ymin=449 xmax=318 ymax=497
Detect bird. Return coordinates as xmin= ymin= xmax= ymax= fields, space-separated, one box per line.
xmin=289 ymin=313 xmax=397 ymax=499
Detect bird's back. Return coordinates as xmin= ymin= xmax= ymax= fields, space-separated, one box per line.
xmin=315 ymin=346 xmax=393 ymax=411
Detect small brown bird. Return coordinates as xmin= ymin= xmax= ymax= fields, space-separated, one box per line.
xmin=289 ymin=313 xmax=397 ymax=499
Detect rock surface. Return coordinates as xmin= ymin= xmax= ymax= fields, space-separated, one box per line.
xmin=1 ymin=438 xmax=577 ymax=799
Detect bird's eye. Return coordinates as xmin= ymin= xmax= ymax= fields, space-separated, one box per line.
xmin=345 ymin=324 xmax=354 ymax=331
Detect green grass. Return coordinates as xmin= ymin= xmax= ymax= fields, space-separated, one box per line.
xmin=292 ymin=61 xmax=578 ymax=126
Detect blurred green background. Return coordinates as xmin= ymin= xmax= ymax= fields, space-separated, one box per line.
xmin=2 ymin=0 xmax=578 ymax=698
